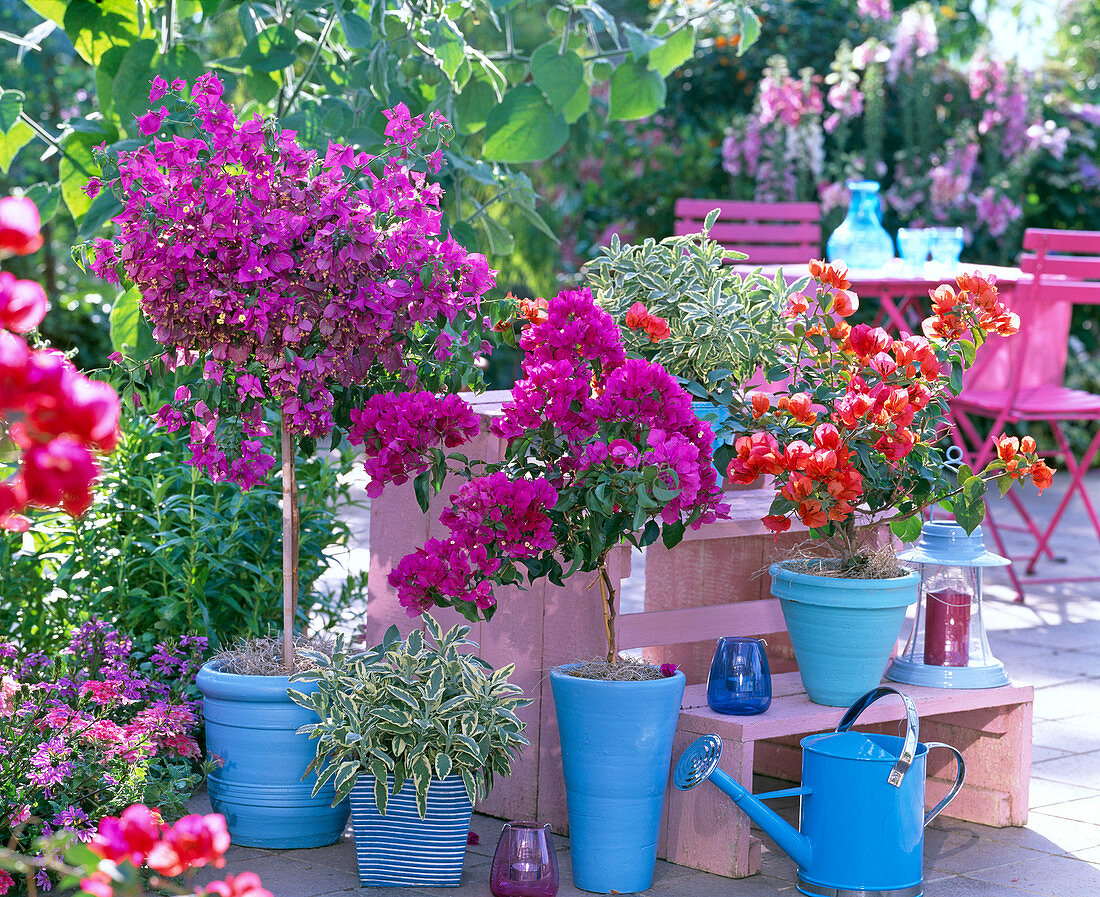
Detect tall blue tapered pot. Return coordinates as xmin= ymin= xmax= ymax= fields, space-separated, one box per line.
xmin=197 ymin=661 xmax=349 ymax=848
xmin=550 ymin=666 xmax=685 ymax=894
xmin=769 ymin=562 xmax=919 ymax=707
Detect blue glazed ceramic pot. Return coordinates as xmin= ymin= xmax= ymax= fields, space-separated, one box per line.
xmin=769 ymin=563 xmax=919 ymax=707
xmin=197 ymin=662 xmax=349 ymax=848
xmin=349 ymin=774 xmax=473 ymax=887
xmin=550 ymin=666 xmax=685 ymax=894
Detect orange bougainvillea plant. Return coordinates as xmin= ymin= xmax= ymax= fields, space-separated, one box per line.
xmin=721 ymin=259 xmax=1054 ymax=571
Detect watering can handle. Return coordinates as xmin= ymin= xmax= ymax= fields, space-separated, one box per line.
xmin=835 ymin=687 xmax=919 ymax=787
xmin=923 ymin=742 xmax=966 ymax=826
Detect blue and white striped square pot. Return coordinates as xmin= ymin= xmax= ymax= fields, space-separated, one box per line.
xmin=348 ymin=774 xmax=473 ymax=887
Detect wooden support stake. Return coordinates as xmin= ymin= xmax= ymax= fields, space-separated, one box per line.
xmin=281 ymin=417 xmax=298 ymax=673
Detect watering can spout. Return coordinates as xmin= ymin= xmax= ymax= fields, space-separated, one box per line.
xmin=673 ymin=735 xmax=812 ymax=871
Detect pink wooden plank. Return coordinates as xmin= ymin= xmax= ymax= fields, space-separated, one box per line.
xmin=660 ymin=729 xmax=760 ymax=877
xmin=619 ymin=599 xmax=786 ymax=650
xmin=674 ymin=198 xmax=821 ymax=222
xmin=1020 ymin=255 xmax=1100 ymax=278
xmin=535 ymin=548 xmax=630 ymax=833
xmin=475 ymin=577 xmax=546 ymax=822
xmin=704 ymin=222 xmax=822 ymax=244
xmin=677 ymin=677 xmax=1033 ymax=742
xmin=1023 ymin=228 xmax=1100 ymax=253
xmin=722 ymin=245 xmax=819 ymax=264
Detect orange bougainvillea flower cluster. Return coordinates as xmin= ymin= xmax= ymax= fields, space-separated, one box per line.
xmin=995 ymin=434 xmax=1055 ymax=493
xmin=623 ymin=301 xmax=672 ymax=342
xmin=722 ymin=261 xmax=1053 ymax=546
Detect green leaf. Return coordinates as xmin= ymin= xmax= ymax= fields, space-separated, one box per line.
xmin=246 ymin=70 xmax=280 ymax=106
xmin=530 ymin=44 xmax=584 ymax=111
xmin=622 ymin=23 xmax=662 ymax=61
xmin=338 ymin=6 xmax=373 ymax=50
xmin=648 ymin=26 xmax=694 ymax=78
xmin=0 ymin=120 xmax=33 ymax=174
xmin=95 ymin=44 xmax=127 ymax=123
xmin=110 ymin=287 xmax=158 ymax=360
xmin=78 ymin=188 xmax=122 ymax=238
xmin=240 ymin=25 xmax=299 ymax=72
xmin=24 ymin=182 xmax=60 ymax=223
xmin=889 ymin=515 xmax=923 ymax=544
xmin=736 ymin=6 xmax=761 ymax=55
xmin=560 ymin=82 xmax=591 ymax=124
xmin=428 ymin=20 xmax=466 ymax=83
xmin=112 ymin=39 xmax=160 ymax=126
xmin=608 ymin=60 xmax=666 ymax=121
xmin=161 ymin=44 xmax=206 ymax=86
xmin=59 ymin=132 xmax=100 ymax=222
xmin=0 ymin=89 xmax=24 ymax=133
xmin=44 ymin=0 xmax=141 ymax=67
xmin=959 ymin=338 xmax=977 ymax=366
xmin=480 ymin=214 xmax=515 ymax=255
xmin=454 ymin=78 xmax=496 ymax=134
xmin=482 ymin=86 xmax=568 ymax=163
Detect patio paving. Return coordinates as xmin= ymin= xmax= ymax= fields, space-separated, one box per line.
xmin=198 ymin=472 xmax=1100 ymax=896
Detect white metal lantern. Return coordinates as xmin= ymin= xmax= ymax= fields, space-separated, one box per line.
xmin=886 ymin=520 xmax=1010 ymax=688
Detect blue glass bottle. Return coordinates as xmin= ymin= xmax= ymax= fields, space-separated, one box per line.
xmin=706 ymin=637 xmax=771 ymax=715
xmin=826 ymin=180 xmax=895 ymax=270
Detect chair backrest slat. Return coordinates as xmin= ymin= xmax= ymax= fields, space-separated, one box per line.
xmin=673 ymin=198 xmax=822 ymax=264
xmin=1020 ymin=255 xmax=1100 ymax=280
xmin=965 ymin=227 xmax=1100 ymax=394
xmin=673 ymin=198 xmax=820 ymax=223
xmin=1023 ymin=228 xmax=1100 ymax=254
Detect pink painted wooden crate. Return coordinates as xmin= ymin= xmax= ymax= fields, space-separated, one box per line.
xmin=365 ymin=392 xmax=1034 ymax=875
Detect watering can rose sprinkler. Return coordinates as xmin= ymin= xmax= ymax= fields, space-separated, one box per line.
xmin=674 ymin=688 xmax=965 ymax=897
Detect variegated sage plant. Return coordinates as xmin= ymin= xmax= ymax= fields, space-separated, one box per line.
xmin=287 ymin=615 xmax=530 ymax=818
xmin=583 ymin=209 xmax=790 ymax=391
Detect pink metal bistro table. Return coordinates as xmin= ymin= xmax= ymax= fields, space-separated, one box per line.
xmin=731 ymin=259 xmax=1028 ymax=333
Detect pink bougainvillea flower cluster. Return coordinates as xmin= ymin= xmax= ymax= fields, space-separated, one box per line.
xmin=725 ymin=261 xmax=1051 ymax=541
xmin=0 ymin=197 xmax=120 ymax=531
xmin=90 ymin=73 xmax=494 ymax=489
xmin=388 ymin=288 xmax=729 ymax=618
xmin=348 ymin=391 xmax=481 ymax=497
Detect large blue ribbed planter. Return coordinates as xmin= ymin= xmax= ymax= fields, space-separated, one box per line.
xmin=550 ymin=666 xmax=686 ymax=894
xmin=348 ymin=774 xmax=473 ymax=887
xmin=769 ymin=563 xmax=920 ymax=707
xmin=197 ymin=662 xmax=349 ymax=848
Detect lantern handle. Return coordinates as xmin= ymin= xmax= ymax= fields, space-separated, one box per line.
xmin=929 ymin=446 xmax=967 ymax=523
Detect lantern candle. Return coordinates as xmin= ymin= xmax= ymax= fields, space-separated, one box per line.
xmin=924 ymin=588 xmax=972 ymax=666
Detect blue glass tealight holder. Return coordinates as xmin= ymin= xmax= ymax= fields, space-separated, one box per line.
xmin=706 ymin=637 xmax=771 ymax=715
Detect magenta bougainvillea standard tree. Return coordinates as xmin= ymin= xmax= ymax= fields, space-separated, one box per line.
xmin=354 ymin=287 xmax=730 ymax=665
xmin=85 ymin=74 xmax=496 ymax=668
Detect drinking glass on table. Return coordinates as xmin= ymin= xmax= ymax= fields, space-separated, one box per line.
xmin=897 ymin=228 xmax=931 ymax=273
xmin=930 ymin=227 xmax=964 ymax=269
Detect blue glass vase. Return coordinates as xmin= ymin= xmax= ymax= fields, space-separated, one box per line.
xmin=706 ymin=637 xmax=771 ymax=715
xmin=826 ymin=180 xmax=895 ymax=270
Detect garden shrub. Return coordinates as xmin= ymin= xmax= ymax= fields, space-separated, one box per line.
xmin=0 ymin=620 xmax=206 ymax=897
xmin=0 ymin=400 xmax=368 ymax=651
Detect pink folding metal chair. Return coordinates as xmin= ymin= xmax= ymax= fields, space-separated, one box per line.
xmin=948 ymin=228 xmax=1100 ymax=600
xmin=673 ymin=199 xmax=822 ymax=264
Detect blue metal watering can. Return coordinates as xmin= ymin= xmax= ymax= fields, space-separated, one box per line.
xmin=674 ymin=687 xmax=965 ymax=897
